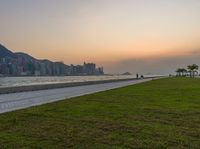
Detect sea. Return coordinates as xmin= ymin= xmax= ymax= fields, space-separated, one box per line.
xmin=0 ymin=75 xmax=159 ymax=88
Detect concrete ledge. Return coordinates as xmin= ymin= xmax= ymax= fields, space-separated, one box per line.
xmin=0 ymin=77 xmax=159 ymax=94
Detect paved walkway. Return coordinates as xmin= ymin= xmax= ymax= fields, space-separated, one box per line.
xmin=0 ymin=79 xmax=152 ymax=114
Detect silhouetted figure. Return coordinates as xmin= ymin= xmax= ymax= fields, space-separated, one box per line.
xmin=136 ymin=73 xmax=139 ymax=79
xmin=141 ymin=75 xmax=144 ymax=79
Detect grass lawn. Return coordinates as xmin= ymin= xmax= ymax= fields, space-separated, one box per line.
xmin=0 ymin=77 xmax=200 ymax=149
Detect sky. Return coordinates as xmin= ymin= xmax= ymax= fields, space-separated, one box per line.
xmin=1 ymin=0 xmax=200 ymax=74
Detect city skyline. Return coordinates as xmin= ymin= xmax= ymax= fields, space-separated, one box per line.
xmin=1 ymin=0 xmax=200 ymax=74
xmin=0 ymin=44 xmax=104 ymax=76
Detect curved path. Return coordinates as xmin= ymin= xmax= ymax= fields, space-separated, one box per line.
xmin=0 ymin=78 xmax=152 ymax=114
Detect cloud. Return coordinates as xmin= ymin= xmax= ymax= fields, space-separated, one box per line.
xmin=105 ymin=49 xmax=200 ymax=75
xmin=188 ymin=49 xmax=200 ymax=55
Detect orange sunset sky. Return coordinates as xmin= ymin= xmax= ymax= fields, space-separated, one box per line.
xmin=1 ymin=0 xmax=200 ymax=74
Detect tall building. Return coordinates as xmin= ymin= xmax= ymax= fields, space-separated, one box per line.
xmin=83 ymin=62 xmax=96 ymax=75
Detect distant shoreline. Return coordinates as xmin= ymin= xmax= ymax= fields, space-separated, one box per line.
xmin=0 ymin=74 xmax=108 ymax=78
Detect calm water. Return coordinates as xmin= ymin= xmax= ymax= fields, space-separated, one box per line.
xmin=0 ymin=75 xmax=134 ymax=88
xmin=0 ymin=75 xmax=158 ymax=88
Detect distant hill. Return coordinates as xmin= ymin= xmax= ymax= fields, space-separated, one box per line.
xmin=15 ymin=52 xmax=37 ymax=62
xmin=122 ymin=72 xmax=132 ymax=75
xmin=0 ymin=44 xmax=16 ymax=58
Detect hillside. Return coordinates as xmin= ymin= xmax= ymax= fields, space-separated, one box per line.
xmin=0 ymin=44 xmax=16 ymax=58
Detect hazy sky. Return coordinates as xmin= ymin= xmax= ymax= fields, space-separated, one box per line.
xmin=1 ymin=0 xmax=200 ymax=74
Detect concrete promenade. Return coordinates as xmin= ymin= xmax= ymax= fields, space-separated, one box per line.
xmin=0 ymin=78 xmax=152 ymax=114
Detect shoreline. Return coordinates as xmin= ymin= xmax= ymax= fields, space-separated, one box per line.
xmin=0 ymin=77 xmax=160 ymax=94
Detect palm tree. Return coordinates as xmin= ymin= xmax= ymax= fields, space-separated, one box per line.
xmin=187 ymin=64 xmax=199 ymax=77
xmin=176 ymin=68 xmax=188 ymax=76
xmin=182 ymin=68 xmax=187 ymax=76
xmin=176 ymin=68 xmax=187 ymax=77
xmin=176 ymin=68 xmax=182 ymax=76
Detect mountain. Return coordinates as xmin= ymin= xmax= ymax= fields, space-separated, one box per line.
xmin=122 ymin=72 xmax=132 ymax=75
xmin=0 ymin=44 xmax=16 ymax=58
xmin=15 ymin=52 xmax=37 ymax=62
xmin=0 ymin=44 xmax=36 ymax=61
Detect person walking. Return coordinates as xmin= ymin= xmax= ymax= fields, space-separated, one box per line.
xmin=136 ymin=73 xmax=139 ymax=79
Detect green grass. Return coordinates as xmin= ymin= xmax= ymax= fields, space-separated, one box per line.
xmin=0 ymin=77 xmax=200 ymax=149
